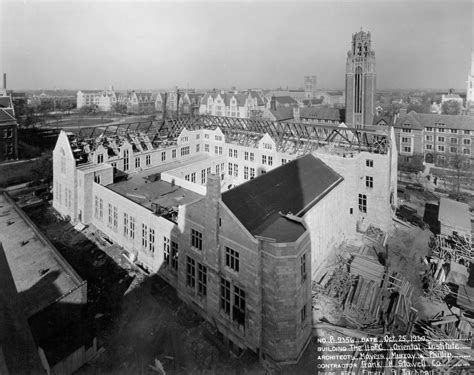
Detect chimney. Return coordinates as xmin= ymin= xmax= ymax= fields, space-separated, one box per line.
xmin=3 ymin=73 xmax=6 ymax=90
xmin=270 ymin=95 xmax=276 ymax=111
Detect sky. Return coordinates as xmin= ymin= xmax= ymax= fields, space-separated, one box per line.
xmin=1 ymin=0 xmax=473 ymax=91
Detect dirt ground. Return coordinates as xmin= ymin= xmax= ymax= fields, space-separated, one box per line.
xmin=24 ymin=204 xmax=267 ymax=375
xmin=386 ymin=222 xmax=432 ymax=298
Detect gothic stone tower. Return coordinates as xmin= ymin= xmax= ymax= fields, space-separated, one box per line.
xmin=345 ymin=29 xmax=376 ymax=128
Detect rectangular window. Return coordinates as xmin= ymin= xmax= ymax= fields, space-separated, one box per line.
xmin=181 ymin=146 xmax=190 ymax=156
xmin=268 ymin=156 xmax=273 ymax=166
xmin=108 ymin=203 xmax=113 ymax=225
xmin=205 ymin=144 xmax=209 ymax=152
xmin=450 ymin=129 xmax=458 ymax=134
xmin=366 ymin=176 xmax=373 ymax=188
xmin=220 ymin=278 xmax=231 ymax=315
xmin=201 ymin=169 xmax=206 ymax=184
xmin=262 ymin=155 xmax=267 ymax=164
xmin=215 ymin=146 xmax=218 ymax=154
xmin=244 ymin=151 xmax=249 ymax=161
xmin=300 ymin=253 xmax=307 ymax=283
xmin=450 ymin=138 xmax=458 ymax=144
xmin=161 ymin=151 xmax=166 ymax=161
xmin=190 ymin=172 xmax=195 ymax=183
xmin=438 ymin=145 xmax=445 ymax=152
xmin=146 ymin=154 xmax=151 ymax=165
xmin=149 ymin=228 xmax=155 ymax=253
xmin=463 ymin=138 xmax=471 ymax=145
xmin=164 ymin=237 xmax=170 ymax=264
xmin=425 ymin=127 xmax=433 ymax=132
xmin=97 ymin=154 xmax=104 ymax=164
xmin=228 ymin=163 xmax=233 ymax=176
xmin=425 ymin=144 xmax=433 ymax=150
xmin=142 ymin=224 xmax=148 ymax=249
xmin=233 ymin=149 xmax=237 ymax=158
xmin=250 ymin=168 xmax=255 ymax=179
xmin=463 ymin=148 xmax=470 ymax=155
xmin=450 ymin=147 xmax=458 ymax=153
xmin=135 ymin=157 xmax=141 ymax=169
xmin=94 ymin=196 xmax=99 ymax=218
xmin=402 ymin=129 xmax=412 ymax=133
xmin=204 ymin=133 xmax=209 ymax=139
xmin=233 ymin=286 xmax=246 ymax=326
xmin=358 ymin=194 xmax=367 ymax=213
xmin=225 ymin=246 xmax=239 ymax=272
xmin=130 ymin=216 xmax=135 ymax=239
xmin=197 ymin=263 xmax=207 ymax=296
xmin=113 ymin=207 xmax=118 ymax=229
xmin=282 ymin=158 xmax=287 ymax=165
xmin=219 ymin=146 xmax=222 ymax=155
xmin=437 ymin=128 xmax=445 ymax=133
xmin=250 ymin=152 xmax=254 ymax=162
xmin=366 ymin=159 xmax=373 ymax=167
xmin=401 ymin=137 xmax=409 ymax=143
xmin=244 ymin=166 xmax=249 ymax=180
xmin=425 ymin=135 xmax=433 ymax=141
xmin=229 ymin=149 xmax=233 ymax=157
xmin=172 ymin=149 xmax=177 ymax=158
xmin=300 ymin=304 xmax=307 ymax=325
xmin=438 ymin=136 xmax=445 ymax=143
xmin=186 ymin=256 xmax=196 ymax=288
xmin=123 ymin=213 xmax=129 ymax=236
xmin=191 ymin=229 xmax=203 ymax=251
xmin=403 ymin=146 xmax=411 ymax=153
xmin=234 ymin=164 xmax=238 ymax=177
xmin=463 ymin=130 xmax=470 ymax=135
xmin=171 ymin=241 xmax=178 ymax=271
xmin=99 ymin=198 xmax=103 ymax=219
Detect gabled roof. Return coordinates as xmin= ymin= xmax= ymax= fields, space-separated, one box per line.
xmin=299 ymin=106 xmax=343 ymax=121
xmin=268 ymin=107 xmax=294 ymax=121
xmin=0 ymin=108 xmax=16 ymax=123
xmin=222 ymin=154 xmax=343 ymax=242
xmin=395 ymin=111 xmax=474 ymax=131
xmin=274 ymin=96 xmax=298 ymax=105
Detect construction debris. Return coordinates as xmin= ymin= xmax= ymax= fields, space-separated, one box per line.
xmin=431 ymin=232 xmax=473 ymax=267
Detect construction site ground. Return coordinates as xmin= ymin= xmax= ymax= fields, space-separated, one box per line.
xmin=24 ymin=202 xmax=337 ymax=374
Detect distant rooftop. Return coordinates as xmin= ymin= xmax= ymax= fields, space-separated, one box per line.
xmin=0 ymin=193 xmax=83 ymax=317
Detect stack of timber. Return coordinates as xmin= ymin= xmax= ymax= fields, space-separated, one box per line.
xmin=432 ymin=233 xmax=473 ymax=267
xmin=349 ymin=254 xmax=385 ymax=284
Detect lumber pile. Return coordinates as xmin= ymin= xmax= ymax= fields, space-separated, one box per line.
xmin=432 ymin=233 xmax=473 ymax=267
xmin=349 ymin=254 xmax=385 ymax=284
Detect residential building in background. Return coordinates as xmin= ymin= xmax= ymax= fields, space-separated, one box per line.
xmin=97 ymin=86 xmax=118 ymax=112
xmin=394 ymin=110 xmax=473 ymax=169
xmin=126 ymin=91 xmax=155 ymax=114
xmin=345 ymin=29 xmax=376 ymax=128
xmin=0 ymin=74 xmax=18 ymax=162
xmin=77 ymin=89 xmax=100 ymax=109
xmin=199 ymin=91 xmax=265 ymax=118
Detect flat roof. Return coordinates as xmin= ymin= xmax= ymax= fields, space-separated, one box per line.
xmin=438 ymin=197 xmax=471 ymax=234
xmin=107 ymin=155 xmax=207 ymax=210
xmin=0 ymin=193 xmax=83 ymax=317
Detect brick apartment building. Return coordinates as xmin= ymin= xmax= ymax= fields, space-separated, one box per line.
xmin=394 ymin=110 xmax=473 ymax=170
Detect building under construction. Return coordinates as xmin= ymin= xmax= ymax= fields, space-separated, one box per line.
xmin=52 ymin=114 xmax=397 ymax=363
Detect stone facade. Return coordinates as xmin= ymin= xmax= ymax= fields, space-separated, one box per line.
xmin=52 ymin=121 xmax=396 ymax=363
xmin=345 ymin=30 xmax=376 ymax=128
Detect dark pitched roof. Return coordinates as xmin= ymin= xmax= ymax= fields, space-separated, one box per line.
xmin=0 ymin=108 xmax=16 ymax=123
xmin=0 ymin=96 xmax=13 ymax=108
xmin=394 ymin=111 xmax=474 ymax=131
xmin=299 ymin=106 xmax=343 ymax=121
xmin=222 ymin=155 xmax=343 ymax=243
xmin=275 ymin=96 xmax=298 ymax=105
xmin=269 ymin=107 xmax=294 ymax=121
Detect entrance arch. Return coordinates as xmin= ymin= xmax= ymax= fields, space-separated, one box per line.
xmin=425 ymin=153 xmax=434 ymax=164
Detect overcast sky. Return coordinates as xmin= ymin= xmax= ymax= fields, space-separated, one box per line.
xmin=1 ymin=0 xmax=473 ymax=91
